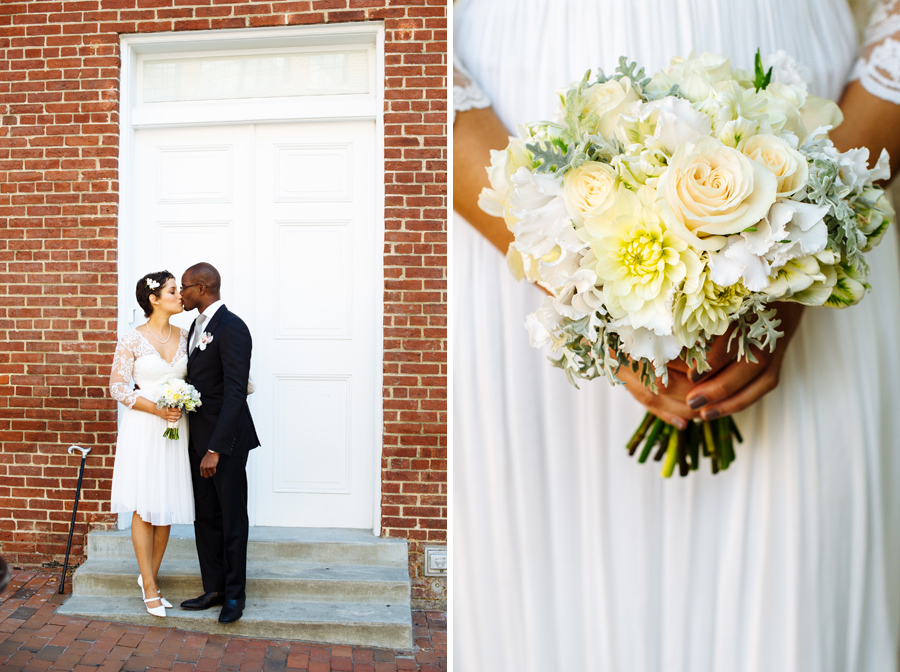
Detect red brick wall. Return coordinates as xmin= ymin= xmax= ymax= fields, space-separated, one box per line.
xmin=0 ymin=0 xmax=447 ymax=609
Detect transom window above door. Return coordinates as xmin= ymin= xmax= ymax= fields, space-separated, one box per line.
xmin=124 ymin=25 xmax=382 ymax=127
xmin=141 ymin=49 xmax=370 ymax=103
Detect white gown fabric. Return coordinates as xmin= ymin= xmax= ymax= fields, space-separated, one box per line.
xmin=453 ymin=1 xmax=900 ymax=671
xmin=109 ymin=329 xmax=194 ymax=526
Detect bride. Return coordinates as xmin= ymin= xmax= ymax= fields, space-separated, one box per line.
xmin=453 ymin=0 xmax=900 ymax=670
xmin=109 ymin=271 xmax=194 ymax=617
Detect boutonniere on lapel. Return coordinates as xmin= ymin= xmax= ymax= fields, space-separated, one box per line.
xmin=198 ymin=332 xmax=214 ymax=351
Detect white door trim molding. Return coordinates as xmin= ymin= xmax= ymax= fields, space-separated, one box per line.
xmin=117 ymin=23 xmax=386 ymax=536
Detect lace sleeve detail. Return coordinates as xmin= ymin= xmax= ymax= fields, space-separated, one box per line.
xmin=851 ymin=0 xmax=900 ymax=103
xmin=178 ymin=328 xmax=188 ymax=359
xmin=110 ymin=332 xmax=139 ymax=409
xmin=454 ymin=55 xmax=491 ymax=122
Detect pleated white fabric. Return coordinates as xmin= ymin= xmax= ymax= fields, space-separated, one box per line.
xmin=452 ymin=1 xmax=900 ymax=670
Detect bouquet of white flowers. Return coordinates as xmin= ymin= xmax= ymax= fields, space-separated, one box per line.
xmin=156 ymin=378 xmax=202 ymax=440
xmin=480 ymin=50 xmax=893 ymax=477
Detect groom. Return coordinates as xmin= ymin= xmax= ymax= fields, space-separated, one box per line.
xmin=180 ymin=262 xmax=259 ymax=623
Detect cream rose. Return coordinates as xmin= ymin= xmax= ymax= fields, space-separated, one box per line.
xmin=581 ymin=78 xmax=641 ymax=138
xmin=800 ymin=95 xmax=843 ymax=133
xmin=562 ymin=161 xmax=618 ymax=223
xmin=739 ymin=134 xmax=808 ymax=197
xmin=657 ymin=136 xmax=778 ymax=251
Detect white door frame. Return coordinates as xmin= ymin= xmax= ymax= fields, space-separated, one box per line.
xmin=117 ymin=24 xmax=386 ymax=535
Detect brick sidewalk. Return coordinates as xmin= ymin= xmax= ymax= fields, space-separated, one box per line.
xmin=0 ymin=572 xmax=447 ymax=672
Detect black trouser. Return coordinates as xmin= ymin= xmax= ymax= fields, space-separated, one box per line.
xmin=189 ymin=448 xmax=249 ymax=604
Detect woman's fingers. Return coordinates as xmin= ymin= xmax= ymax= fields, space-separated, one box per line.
xmin=694 ymin=352 xmax=784 ymax=419
xmin=667 ymin=358 xmax=691 ymax=375
xmin=686 ymin=347 xmax=769 ymax=411
xmin=687 ymin=302 xmax=803 ymax=417
xmin=689 ymin=326 xmax=738 ymax=383
xmin=617 ymin=365 xmax=700 ymax=429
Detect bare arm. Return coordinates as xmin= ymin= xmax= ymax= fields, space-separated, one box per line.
xmin=453 ymin=106 xmax=515 ymax=254
xmin=829 ymin=80 xmax=900 ymax=174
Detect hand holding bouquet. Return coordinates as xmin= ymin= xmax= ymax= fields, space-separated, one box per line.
xmin=480 ymin=51 xmax=893 ymax=477
xmin=156 ymin=378 xmax=202 ymax=440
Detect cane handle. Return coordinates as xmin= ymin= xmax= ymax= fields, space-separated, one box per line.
xmin=67 ymin=445 xmax=91 ymax=458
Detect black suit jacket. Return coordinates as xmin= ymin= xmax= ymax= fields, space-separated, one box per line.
xmin=186 ymin=305 xmax=260 ymax=458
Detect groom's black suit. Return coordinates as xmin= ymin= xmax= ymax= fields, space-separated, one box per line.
xmin=186 ymin=305 xmax=259 ymax=606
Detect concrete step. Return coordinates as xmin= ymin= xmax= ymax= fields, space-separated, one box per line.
xmin=56 ymin=595 xmax=413 ymax=649
xmin=88 ymin=525 xmax=409 ymax=566
xmin=73 ymin=558 xmax=411 ymax=603
xmin=67 ymin=526 xmax=413 ymax=648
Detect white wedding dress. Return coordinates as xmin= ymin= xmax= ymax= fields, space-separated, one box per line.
xmin=109 ymin=329 xmax=194 ymax=526
xmin=453 ymin=1 xmax=900 ymax=671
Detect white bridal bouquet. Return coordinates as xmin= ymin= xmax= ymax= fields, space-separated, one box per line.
xmin=156 ymin=378 xmax=202 ymax=440
xmin=480 ymin=51 xmax=893 ymax=477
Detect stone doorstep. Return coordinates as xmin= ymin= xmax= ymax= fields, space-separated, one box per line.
xmin=73 ymin=557 xmax=411 ymax=603
xmin=88 ymin=525 xmax=410 ymax=566
xmin=65 ymin=526 xmax=414 ymax=648
xmin=55 ymin=594 xmax=414 ymax=649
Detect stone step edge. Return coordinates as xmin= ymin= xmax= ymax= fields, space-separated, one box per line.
xmin=87 ymin=539 xmax=409 ymax=566
xmin=58 ymin=594 xmax=413 ymax=621
xmin=75 ymin=557 xmax=412 ymax=581
xmin=55 ymin=597 xmax=413 ymax=648
xmin=87 ymin=526 xmax=409 ymax=546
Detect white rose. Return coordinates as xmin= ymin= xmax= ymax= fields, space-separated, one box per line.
xmin=670 ymin=53 xmax=734 ymax=84
xmin=800 ymin=96 xmax=843 ymax=133
xmin=656 ymin=136 xmax=778 ymax=250
xmin=762 ymin=81 xmax=808 ymax=136
xmin=635 ymin=96 xmax=712 ymax=155
xmin=647 ymin=53 xmax=733 ymax=103
xmin=562 ymin=161 xmax=618 ymax=223
xmin=581 ymin=78 xmax=641 ymax=138
xmin=763 ymin=51 xmax=811 ymax=91
xmin=739 ymin=134 xmax=809 ymax=197
xmin=759 ymin=87 xmax=807 ymax=136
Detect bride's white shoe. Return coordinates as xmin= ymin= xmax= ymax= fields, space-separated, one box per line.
xmin=138 ymin=575 xmax=169 ymax=615
xmin=142 ymin=588 xmax=166 ymax=617
xmin=138 ymin=573 xmax=173 ymax=608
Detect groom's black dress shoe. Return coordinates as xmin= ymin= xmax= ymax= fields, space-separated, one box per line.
xmin=218 ymin=599 xmax=244 ymax=623
xmin=180 ymin=592 xmax=225 ymax=610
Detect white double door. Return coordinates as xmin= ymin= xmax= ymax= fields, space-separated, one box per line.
xmin=132 ymin=120 xmax=379 ymax=529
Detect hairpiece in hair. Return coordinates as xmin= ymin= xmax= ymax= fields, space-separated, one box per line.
xmin=145 ymin=278 xmax=160 ymax=290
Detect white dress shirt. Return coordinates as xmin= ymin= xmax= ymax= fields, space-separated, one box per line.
xmin=195 ymin=299 xmax=224 ymax=454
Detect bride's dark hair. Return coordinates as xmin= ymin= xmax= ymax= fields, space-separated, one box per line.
xmin=136 ymin=271 xmax=175 ymax=318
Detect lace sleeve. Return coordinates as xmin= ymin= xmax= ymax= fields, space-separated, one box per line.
xmin=454 ymin=55 xmax=491 ymax=122
xmin=851 ymin=0 xmax=900 ymax=103
xmin=110 ymin=333 xmax=139 ymax=409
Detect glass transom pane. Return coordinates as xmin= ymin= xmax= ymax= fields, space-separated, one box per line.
xmin=142 ymin=50 xmax=369 ymax=103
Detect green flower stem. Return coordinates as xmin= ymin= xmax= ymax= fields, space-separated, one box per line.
xmin=729 ymin=416 xmax=744 ymax=443
xmin=702 ymin=422 xmax=719 ymax=474
xmin=723 ymin=421 xmax=736 ymax=468
xmin=687 ymin=422 xmax=701 ymax=470
xmin=661 ymin=429 xmax=679 ymax=478
xmin=677 ymin=429 xmax=690 ymax=477
xmin=638 ymin=417 xmax=666 ymax=463
xmin=627 ymin=412 xmax=654 ymax=456
xmin=625 ymin=415 xmax=742 ymax=477
xmin=716 ymin=418 xmax=733 ymax=470
xmin=653 ymin=425 xmax=672 ymax=462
